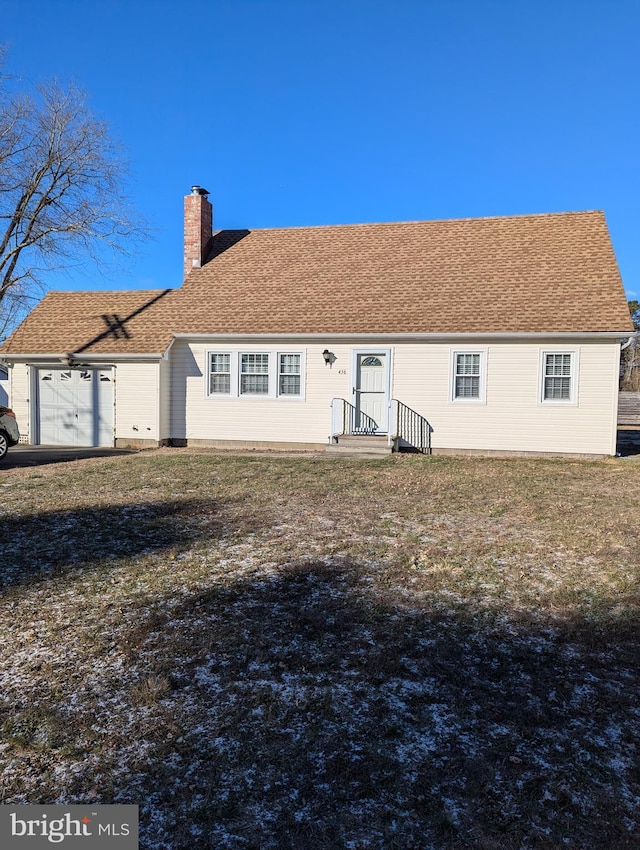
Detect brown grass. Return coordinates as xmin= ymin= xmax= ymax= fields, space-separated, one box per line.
xmin=0 ymin=449 xmax=639 ymax=848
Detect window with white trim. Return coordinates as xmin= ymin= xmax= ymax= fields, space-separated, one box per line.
xmin=455 ymin=353 xmax=480 ymax=398
xmin=241 ymin=353 xmax=270 ymax=395
xmin=541 ymin=350 xmax=578 ymax=403
xmin=206 ymin=351 xmax=305 ymax=399
xmin=209 ymin=353 xmax=231 ymax=394
xmin=451 ymin=349 xmax=486 ymax=402
xmin=279 ymin=353 xmax=301 ymax=395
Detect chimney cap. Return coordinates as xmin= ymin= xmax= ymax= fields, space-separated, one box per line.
xmin=191 ymin=185 xmax=210 ymax=196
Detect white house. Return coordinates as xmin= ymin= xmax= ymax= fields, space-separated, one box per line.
xmin=0 ymin=188 xmax=633 ymax=456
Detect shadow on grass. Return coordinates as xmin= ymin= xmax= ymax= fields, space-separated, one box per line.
xmin=0 ymin=497 xmax=231 ymax=589
xmin=15 ymin=559 xmax=638 ymax=850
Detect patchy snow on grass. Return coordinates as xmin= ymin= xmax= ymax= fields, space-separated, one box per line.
xmin=0 ymin=451 xmax=639 ymax=848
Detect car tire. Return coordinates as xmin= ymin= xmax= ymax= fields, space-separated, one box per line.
xmin=0 ymin=431 xmax=8 ymax=460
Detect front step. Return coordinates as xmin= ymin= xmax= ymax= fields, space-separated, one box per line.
xmin=326 ymin=435 xmax=393 ymax=456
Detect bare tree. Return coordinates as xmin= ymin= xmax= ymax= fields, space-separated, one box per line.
xmin=0 ymin=56 xmax=146 ymax=337
xmin=620 ymin=300 xmax=640 ymax=392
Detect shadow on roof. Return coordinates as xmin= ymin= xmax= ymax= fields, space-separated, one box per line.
xmin=205 ymin=229 xmax=251 ymax=262
xmin=73 ymin=289 xmax=173 ymax=354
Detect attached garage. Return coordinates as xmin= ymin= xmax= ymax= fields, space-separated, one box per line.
xmin=37 ymin=367 xmax=114 ymax=446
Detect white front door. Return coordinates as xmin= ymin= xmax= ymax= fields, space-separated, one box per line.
xmin=37 ymin=368 xmax=114 ymax=446
xmin=354 ymin=352 xmax=389 ymax=433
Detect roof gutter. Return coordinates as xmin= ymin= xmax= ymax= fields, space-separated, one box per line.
xmin=172 ymin=331 xmax=632 ymax=342
xmin=1 ymin=331 xmax=631 ymax=364
xmin=0 ymin=352 xmax=166 ymax=363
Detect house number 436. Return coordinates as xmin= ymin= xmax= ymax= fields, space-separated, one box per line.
xmin=338 ymin=369 xmax=347 ymax=374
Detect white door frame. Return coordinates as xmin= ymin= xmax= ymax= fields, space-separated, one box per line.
xmin=351 ymin=348 xmax=393 ymax=433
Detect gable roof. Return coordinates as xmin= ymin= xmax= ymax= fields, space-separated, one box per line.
xmin=1 ymin=289 xmax=175 ymax=355
xmin=1 ymin=210 xmax=633 ymax=356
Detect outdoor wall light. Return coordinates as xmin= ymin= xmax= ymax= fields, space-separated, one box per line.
xmin=322 ymin=349 xmax=336 ymax=367
xmin=62 ymin=354 xmax=89 ymax=369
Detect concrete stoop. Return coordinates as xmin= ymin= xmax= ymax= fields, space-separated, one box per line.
xmin=326 ymin=435 xmax=393 ymax=456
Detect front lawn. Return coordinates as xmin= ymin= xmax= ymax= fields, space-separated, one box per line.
xmin=1 ymin=450 xmax=639 ymax=848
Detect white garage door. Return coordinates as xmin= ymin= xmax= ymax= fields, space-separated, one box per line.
xmin=37 ymin=368 xmax=114 ymax=446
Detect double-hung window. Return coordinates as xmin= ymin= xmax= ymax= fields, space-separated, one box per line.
xmin=209 ymin=353 xmax=231 ymax=395
xmin=241 ymin=353 xmax=270 ymax=395
xmin=279 ymin=354 xmax=301 ymax=396
xmin=541 ymin=350 xmax=578 ymax=403
xmin=451 ymin=350 xmax=486 ymax=402
xmin=455 ymin=353 xmax=481 ymax=398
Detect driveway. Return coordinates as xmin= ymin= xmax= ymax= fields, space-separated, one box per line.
xmin=0 ymin=445 xmax=138 ymax=470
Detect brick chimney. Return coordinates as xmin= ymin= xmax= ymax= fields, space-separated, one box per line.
xmin=184 ymin=186 xmax=213 ymax=279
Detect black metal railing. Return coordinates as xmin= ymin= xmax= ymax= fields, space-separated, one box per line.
xmin=331 ymin=398 xmax=379 ymax=436
xmin=393 ymin=400 xmax=432 ymax=454
xmin=344 ymin=398 xmax=379 ymax=435
xmin=330 ymin=398 xmax=431 ymax=452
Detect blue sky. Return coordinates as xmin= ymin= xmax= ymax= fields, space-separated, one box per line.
xmin=2 ymin=0 xmax=638 ymax=299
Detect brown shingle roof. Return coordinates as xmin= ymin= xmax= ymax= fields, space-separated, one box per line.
xmin=1 ymin=289 xmax=175 ymax=355
xmin=1 ymin=210 xmax=633 ymax=355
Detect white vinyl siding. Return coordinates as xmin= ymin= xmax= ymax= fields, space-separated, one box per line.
xmin=171 ymin=338 xmax=619 ymax=455
xmin=114 ymin=362 xmax=161 ymax=442
xmin=7 ymin=363 xmax=30 ymax=442
xmin=159 ymin=358 xmax=172 ymax=441
xmin=174 ymin=342 xmax=332 ymax=444
xmin=393 ymin=340 xmax=617 ymax=455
